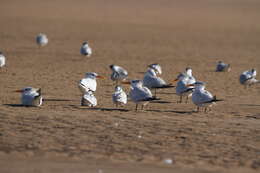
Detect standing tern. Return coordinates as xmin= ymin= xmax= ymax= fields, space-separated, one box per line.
xmin=143 ymin=67 xmax=174 ymax=97
xmin=123 ymin=80 xmax=157 ymax=111
xmin=239 ymin=69 xmax=259 ymax=88
xmin=216 ymin=61 xmax=231 ymax=72
xmin=174 ymin=73 xmax=195 ymax=103
xmin=0 ymin=52 xmax=5 ymax=68
xmin=112 ymin=85 xmax=127 ymax=107
xmin=78 ymin=72 xmax=104 ymax=93
xmin=36 ymin=33 xmax=48 ymax=47
xmin=80 ymin=41 xmax=92 ymax=57
xmin=110 ymin=65 xmax=128 ymax=85
xmin=188 ymin=81 xmax=223 ymax=112
xmin=15 ymin=87 xmax=43 ymax=107
xmin=81 ymin=90 xmax=97 ymax=107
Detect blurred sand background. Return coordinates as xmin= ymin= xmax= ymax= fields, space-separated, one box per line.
xmin=0 ymin=0 xmax=260 ymax=172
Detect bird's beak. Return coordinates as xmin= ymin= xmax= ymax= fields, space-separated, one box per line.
xmin=186 ymin=84 xmax=194 ymax=87
xmin=14 ymin=90 xmax=23 ymax=93
xmin=173 ymin=78 xmax=178 ymax=82
xmin=122 ymin=81 xmax=131 ymax=85
xmin=96 ymin=75 xmax=105 ymax=79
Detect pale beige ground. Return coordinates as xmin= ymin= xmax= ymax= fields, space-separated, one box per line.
xmin=0 ymin=0 xmax=260 ymax=172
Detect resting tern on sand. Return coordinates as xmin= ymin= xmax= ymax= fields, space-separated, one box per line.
xmin=81 ymin=90 xmax=97 ymax=107
xmin=174 ymin=73 xmax=195 ymax=103
xmin=188 ymin=81 xmax=223 ymax=112
xmin=239 ymin=69 xmax=259 ymax=88
xmin=80 ymin=41 xmax=92 ymax=57
xmin=15 ymin=87 xmax=43 ymax=107
xmin=78 ymin=72 xmax=104 ymax=93
xmin=143 ymin=66 xmax=174 ymax=97
xmin=110 ymin=65 xmax=128 ymax=85
xmin=123 ymin=80 xmax=157 ymax=111
xmin=0 ymin=52 xmax=5 ymax=68
xmin=112 ymin=85 xmax=127 ymax=107
xmin=216 ymin=61 xmax=231 ymax=72
xmin=36 ymin=33 xmax=48 ymax=47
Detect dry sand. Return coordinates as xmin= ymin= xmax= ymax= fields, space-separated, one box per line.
xmin=0 ymin=0 xmax=260 ymax=172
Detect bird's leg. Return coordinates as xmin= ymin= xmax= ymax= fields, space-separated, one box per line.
xmin=154 ymin=89 xmax=157 ymax=98
xmin=116 ymin=102 xmax=118 ymax=108
xmin=204 ymin=107 xmax=207 ymax=113
xmin=178 ymin=95 xmax=182 ymax=103
xmin=196 ymin=106 xmax=200 ymax=112
xmin=81 ymin=97 xmax=84 ymax=106
xmin=135 ymin=104 xmax=138 ymax=111
xmin=185 ymin=96 xmax=189 ymax=104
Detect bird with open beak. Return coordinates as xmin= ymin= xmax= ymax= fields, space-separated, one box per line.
xmin=15 ymin=87 xmax=43 ymax=106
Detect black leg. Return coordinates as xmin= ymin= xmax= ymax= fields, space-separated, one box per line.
xmin=135 ymin=104 xmax=138 ymax=111
xmin=185 ymin=96 xmax=188 ymax=103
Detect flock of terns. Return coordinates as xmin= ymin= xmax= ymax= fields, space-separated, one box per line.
xmin=0 ymin=33 xmax=259 ymax=112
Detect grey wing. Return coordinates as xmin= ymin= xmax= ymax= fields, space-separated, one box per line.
xmin=143 ymin=75 xmax=166 ymax=88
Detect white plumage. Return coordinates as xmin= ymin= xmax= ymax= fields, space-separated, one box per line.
xmin=80 ymin=41 xmax=92 ymax=57
xmin=110 ymin=65 xmax=128 ymax=84
xmin=128 ymin=80 xmax=155 ymax=111
xmin=148 ymin=63 xmax=162 ymax=75
xmin=78 ymin=72 xmax=101 ymax=93
xmin=239 ymin=69 xmax=259 ymax=87
xmin=184 ymin=67 xmax=196 ymax=84
xmin=36 ymin=33 xmax=48 ymax=47
xmin=0 ymin=52 xmax=5 ymax=68
xmin=112 ymin=85 xmax=127 ymax=106
xmin=175 ymin=73 xmax=194 ymax=103
xmin=81 ymin=91 xmax=97 ymax=107
xmin=16 ymin=87 xmax=43 ymax=107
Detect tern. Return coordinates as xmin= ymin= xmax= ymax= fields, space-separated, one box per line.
xmin=148 ymin=63 xmax=162 ymax=75
xmin=143 ymin=67 xmax=174 ymax=97
xmin=188 ymin=81 xmax=223 ymax=112
xmin=110 ymin=65 xmax=128 ymax=85
xmin=80 ymin=41 xmax=92 ymax=57
xmin=184 ymin=67 xmax=196 ymax=84
xmin=239 ymin=69 xmax=259 ymax=88
xmin=0 ymin=52 xmax=5 ymax=68
xmin=112 ymin=85 xmax=127 ymax=107
xmin=15 ymin=87 xmax=43 ymax=107
xmin=81 ymin=90 xmax=97 ymax=107
xmin=36 ymin=33 xmax=48 ymax=47
xmin=78 ymin=72 xmax=104 ymax=93
xmin=123 ymin=80 xmax=157 ymax=111
xmin=174 ymin=73 xmax=195 ymax=103
xmin=216 ymin=61 xmax=231 ymax=72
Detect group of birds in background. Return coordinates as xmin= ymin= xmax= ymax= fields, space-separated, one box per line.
xmin=0 ymin=33 xmax=259 ymax=112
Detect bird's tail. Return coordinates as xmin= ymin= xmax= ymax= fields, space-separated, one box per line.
xmin=154 ymin=84 xmax=175 ymax=89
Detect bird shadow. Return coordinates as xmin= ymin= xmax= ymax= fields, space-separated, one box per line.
xmin=147 ymin=109 xmax=194 ymax=114
xmin=157 ymin=92 xmax=177 ymax=95
xmin=43 ymin=98 xmax=76 ymax=102
xmin=68 ymin=105 xmax=130 ymax=112
xmin=238 ymin=104 xmax=260 ymax=107
xmin=150 ymin=100 xmax=172 ymax=104
xmin=3 ymin=104 xmax=27 ymax=107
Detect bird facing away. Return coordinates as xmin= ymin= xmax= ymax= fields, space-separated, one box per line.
xmin=112 ymin=85 xmax=127 ymax=107
xmin=188 ymin=81 xmax=223 ymax=112
xmin=216 ymin=61 xmax=231 ymax=72
xmin=184 ymin=67 xmax=196 ymax=84
xmin=36 ymin=33 xmax=48 ymax=47
xmin=148 ymin=63 xmax=162 ymax=75
xmin=174 ymin=73 xmax=195 ymax=103
xmin=110 ymin=65 xmax=128 ymax=85
xmin=0 ymin=52 xmax=6 ymax=68
xmin=81 ymin=90 xmax=97 ymax=107
xmin=123 ymin=80 xmax=156 ymax=111
xmin=80 ymin=41 xmax=92 ymax=57
xmin=143 ymin=67 xmax=174 ymax=97
xmin=239 ymin=69 xmax=259 ymax=88
xmin=15 ymin=87 xmax=43 ymax=107
xmin=78 ymin=72 xmax=104 ymax=93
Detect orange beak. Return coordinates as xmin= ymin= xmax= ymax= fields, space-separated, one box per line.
xmin=121 ymin=81 xmax=131 ymax=85
xmin=186 ymin=84 xmax=194 ymax=87
xmin=96 ymin=75 xmax=105 ymax=79
xmin=173 ymin=78 xmax=178 ymax=82
xmin=14 ymin=90 xmax=23 ymax=93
